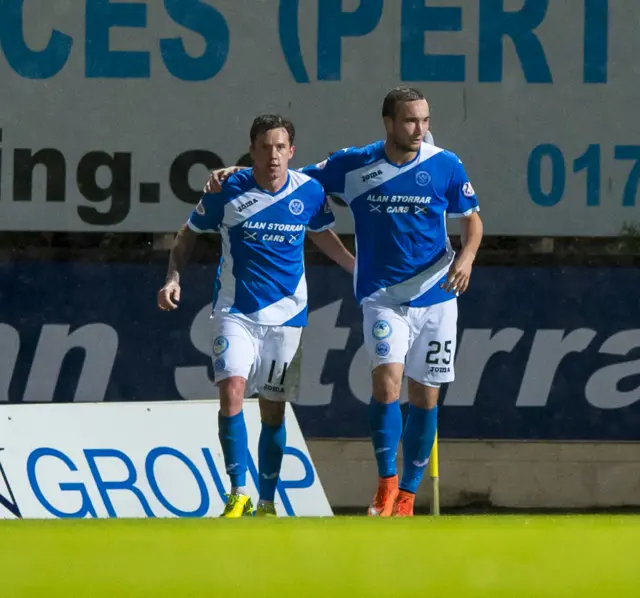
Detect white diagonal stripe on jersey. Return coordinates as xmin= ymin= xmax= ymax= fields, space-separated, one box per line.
xmin=241 ymin=273 xmax=308 ymax=325
xmin=363 ymin=239 xmax=455 ymax=305
xmin=344 ymin=143 xmax=444 ymax=203
xmin=222 ymin=170 xmax=309 ymax=228
xmin=288 ymin=169 xmax=315 ymax=191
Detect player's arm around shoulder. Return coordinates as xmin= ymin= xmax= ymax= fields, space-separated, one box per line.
xmin=204 ymin=164 xmax=248 ymax=194
xmin=299 ymin=146 xmax=363 ymax=199
xmin=157 ymin=191 xmax=226 ymax=311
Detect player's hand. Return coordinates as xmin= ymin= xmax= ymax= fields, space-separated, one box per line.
xmin=157 ymin=281 xmax=181 ymax=311
xmin=442 ymin=254 xmax=474 ymax=295
xmin=204 ymin=167 xmax=244 ymax=194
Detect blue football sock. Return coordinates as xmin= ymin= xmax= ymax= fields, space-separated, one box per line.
xmin=258 ymin=421 xmax=286 ymax=502
xmin=218 ymin=410 xmax=248 ymax=489
xmin=400 ymin=404 xmax=438 ymax=494
xmin=368 ymin=398 xmax=403 ymax=478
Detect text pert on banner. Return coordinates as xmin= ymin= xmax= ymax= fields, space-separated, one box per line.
xmin=0 ymin=1 xmax=638 ymax=235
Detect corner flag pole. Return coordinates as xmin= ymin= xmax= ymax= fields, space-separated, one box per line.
xmin=429 ymin=430 xmax=440 ymax=516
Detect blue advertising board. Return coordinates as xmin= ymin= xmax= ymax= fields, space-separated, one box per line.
xmin=1 ymin=261 xmax=639 ymax=440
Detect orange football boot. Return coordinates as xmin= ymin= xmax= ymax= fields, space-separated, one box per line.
xmin=368 ymin=475 xmax=399 ymax=516
xmin=392 ymin=490 xmax=415 ymax=517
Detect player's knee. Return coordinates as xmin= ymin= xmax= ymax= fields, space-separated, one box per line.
xmin=372 ymin=364 xmax=403 ymax=403
xmin=407 ymin=378 xmax=440 ymax=409
xmin=259 ymin=397 xmax=285 ymax=426
xmin=218 ymin=376 xmax=246 ymax=416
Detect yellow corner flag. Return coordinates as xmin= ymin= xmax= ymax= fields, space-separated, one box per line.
xmin=429 ymin=431 xmax=440 ymax=516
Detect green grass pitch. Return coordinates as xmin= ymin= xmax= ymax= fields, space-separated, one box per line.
xmin=1 ymin=515 xmax=638 ymax=597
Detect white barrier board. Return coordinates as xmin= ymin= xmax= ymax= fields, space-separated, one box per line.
xmin=0 ymin=400 xmax=332 ymax=519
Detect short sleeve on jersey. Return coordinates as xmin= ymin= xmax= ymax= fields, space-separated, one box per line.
xmin=187 ymin=192 xmax=225 ymax=232
xmin=307 ymin=196 xmax=336 ymax=232
xmin=446 ymin=158 xmax=480 ymax=218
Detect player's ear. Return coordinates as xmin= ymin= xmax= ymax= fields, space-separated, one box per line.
xmin=289 ymin=144 xmax=295 ymax=159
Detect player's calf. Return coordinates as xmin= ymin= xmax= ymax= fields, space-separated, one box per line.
xmin=257 ymin=397 xmax=286 ymax=513
xmin=368 ymin=364 xmax=404 ymax=516
xmin=395 ymin=380 xmax=439 ymax=516
xmin=218 ymin=377 xmax=250 ymax=503
xmin=369 ymin=364 xmax=404 ymax=477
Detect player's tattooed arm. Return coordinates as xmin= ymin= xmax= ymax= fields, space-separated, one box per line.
xmin=158 ymin=224 xmax=198 ymax=310
xmin=165 ymin=224 xmax=198 ymax=285
xmin=308 ymin=229 xmax=355 ymax=275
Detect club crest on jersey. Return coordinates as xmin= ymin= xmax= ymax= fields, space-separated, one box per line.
xmin=195 ymin=200 xmax=205 ymax=215
xmin=213 ymin=336 xmax=229 ymax=356
xmin=463 ymin=182 xmax=475 ymax=197
xmin=372 ymin=320 xmax=392 ymax=340
xmin=415 ymin=171 xmax=431 ymax=187
xmin=376 ymin=342 xmax=390 ymax=357
xmin=289 ymin=199 xmax=304 ymax=215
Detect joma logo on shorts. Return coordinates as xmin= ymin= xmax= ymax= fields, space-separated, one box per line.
xmin=263 ymin=384 xmax=285 ymax=393
xmin=429 ymin=366 xmax=451 ymax=374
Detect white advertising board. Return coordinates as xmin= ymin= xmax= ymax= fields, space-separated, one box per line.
xmin=0 ymin=400 xmax=333 ymax=519
xmin=0 ymin=1 xmax=638 ymax=236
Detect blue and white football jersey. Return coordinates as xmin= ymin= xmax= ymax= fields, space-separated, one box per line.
xmin=302 ymin=141 xmax=479 ymax=307
xmin=187 ymin=169 xmax=335 ymax=326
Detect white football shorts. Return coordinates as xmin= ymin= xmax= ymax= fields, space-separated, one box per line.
xmin=362 ymin=298 xmax=458 ymax=386
xmin=210 ymin=313 xmax=303 ymax=402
